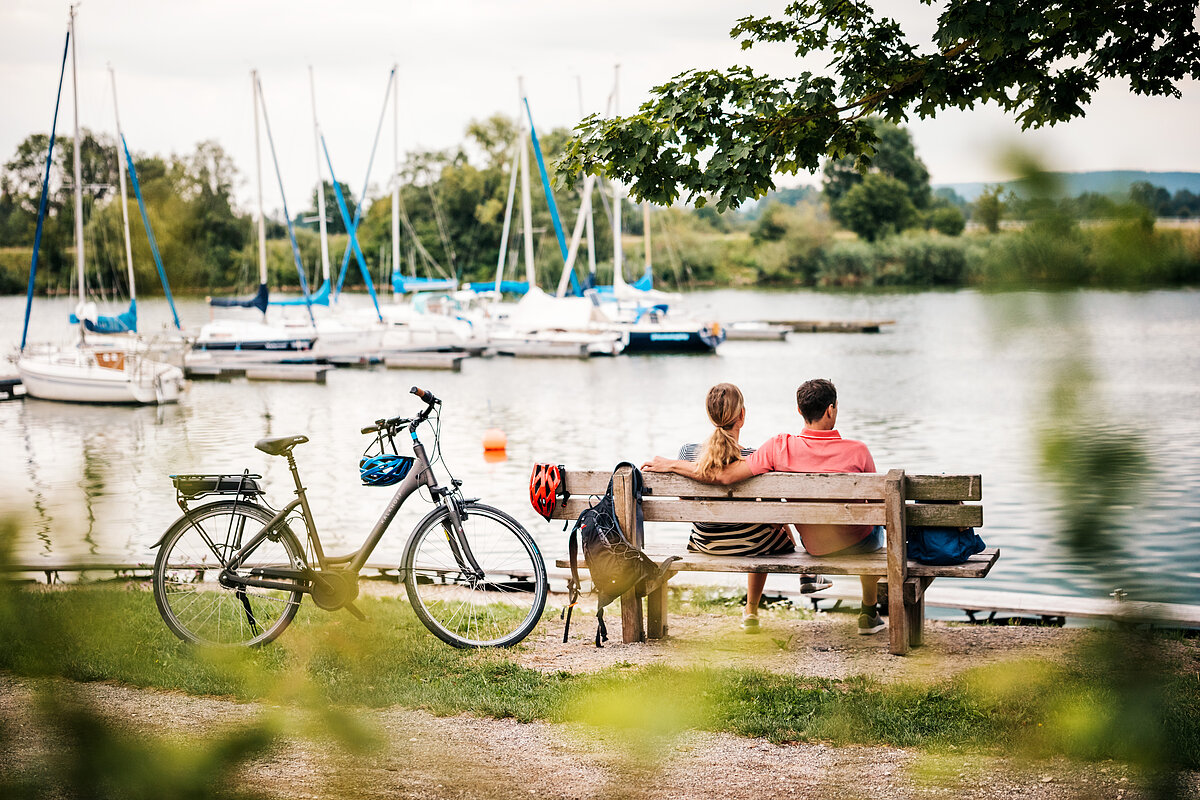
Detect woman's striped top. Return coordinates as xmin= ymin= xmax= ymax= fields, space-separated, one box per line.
xmin=678 ymin=443 xmax=795 ymax=556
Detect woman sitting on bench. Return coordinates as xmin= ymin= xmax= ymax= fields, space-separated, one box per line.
xmin=677 ymin=383 xmax=830 ymax=632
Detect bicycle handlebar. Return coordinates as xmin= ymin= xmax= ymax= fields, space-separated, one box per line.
xmin=362 ymin=389 xmax=440 ymax=435
xmin=410 ymin=386 xmax=440 ymax=406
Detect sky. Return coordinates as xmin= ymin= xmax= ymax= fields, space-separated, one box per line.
xmin=2 ymin=0 xmax=1198 ymax=217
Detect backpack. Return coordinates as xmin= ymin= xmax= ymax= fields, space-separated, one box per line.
xmin=564 ymin=462 xmax=679 ymax=646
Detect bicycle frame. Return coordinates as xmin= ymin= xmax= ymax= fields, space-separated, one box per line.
xmin=210 ymin=416 xmax=483 ymax=596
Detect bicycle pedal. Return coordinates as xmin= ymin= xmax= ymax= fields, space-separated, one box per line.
xmin=344 ymin=602 xmax=367 ymax=622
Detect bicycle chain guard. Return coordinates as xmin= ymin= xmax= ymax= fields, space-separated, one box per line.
xmin=310 ymin=568 xmax=359 ymax=611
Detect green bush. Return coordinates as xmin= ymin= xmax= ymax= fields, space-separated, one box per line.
xmin=925 ymin=205 xmax=966 ymax=236
xmin=0 ymin=247 xmax=31 ymax=294
xmin=878 ymin=235 xmax=970 ymax=286
xmin=815 ymin=240 xmax=879 ymax=286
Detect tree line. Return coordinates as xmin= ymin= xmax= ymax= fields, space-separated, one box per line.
xmin=1 ymin=114 xmax=1197 ymax=297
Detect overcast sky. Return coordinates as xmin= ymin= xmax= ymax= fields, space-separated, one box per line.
xmin=3 ymin=0 xmax=1198 ymax=216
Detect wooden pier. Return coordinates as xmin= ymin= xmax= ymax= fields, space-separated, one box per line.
xmin=184 ymin=363 xmax=333 ymax=383
xmin=810 ymin=580 xmax=1200 ymax=629
xmin=763 ymin=319 xmax=895 ymax=334
xmin=384 ymin=352 xmax=466 ymax=371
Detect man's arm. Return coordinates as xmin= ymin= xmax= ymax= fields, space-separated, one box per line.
xmin=641 ymin=456 xmax=755 ymax=486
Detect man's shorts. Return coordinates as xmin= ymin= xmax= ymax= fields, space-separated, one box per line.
xmin=825 ymin=525 xmax=885 ymax=556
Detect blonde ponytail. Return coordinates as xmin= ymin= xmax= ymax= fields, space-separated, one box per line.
xmin=696 ymin=383 xmax=745 ymax=481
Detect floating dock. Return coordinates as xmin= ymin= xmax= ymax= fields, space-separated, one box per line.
xmin=384 ymin=352 xmax=466 ymax=372
xmin=723 ymin=323 xmax=791 ymax=341
xmin=0 ymin=377 xmax=24 ymax=400
xmin=763 ymin=319 xmax=895 ymax=334
xmin=184 ymin=363 xmax=333 ymax=383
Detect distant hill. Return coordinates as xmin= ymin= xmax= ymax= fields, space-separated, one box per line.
xmin=937 ymin=171 xmax=1200 ymax=201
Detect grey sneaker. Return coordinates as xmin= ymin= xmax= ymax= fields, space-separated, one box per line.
xmin=799 ymin=575 xmax=833 ymax=594
xmin=741 ymin=614 xmax=761 ymax=634
xmin=857 ymin=609 xmax=886 ymax=635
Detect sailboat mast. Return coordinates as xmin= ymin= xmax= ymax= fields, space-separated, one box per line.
xmin=252 ymin=70 xmax=268 ymax=294
xmin=391 ymin=62 xmax=401 ymax=287
xmin=309 ymin=66 xmax=330 ymax=286
xmin=611 ymin=64 xmax=623 ymax=288
xmin=69 ymin=6 xmax=85 ymax=334
xmin=643 ymin=201 xmax=652 ymax=274
xmin=578 ymin=76 xmax=597 ymax=280
xmin=518 ymin=77 xmax=535 ymax=288
xmin=108 ymin=65 xmax=135 ymax=301
xmin=494 ymin=138 xmax=520 ymax=294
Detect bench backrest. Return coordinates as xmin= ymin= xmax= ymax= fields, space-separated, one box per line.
xmin=549 ymin=469 xmax=982 ymax=530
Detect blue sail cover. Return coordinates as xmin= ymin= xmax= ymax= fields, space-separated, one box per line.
xmin=272 ymin=279 xmax=331 ymax=306
xmin=211 ymin=282 xmax=269 ymax=313
xmin=71 ymin=298 xmax=137 ymax=332
xmin=465 ymin=280 xmax=529 ymax=295
xmin=21 ymin=30 xmax=70 ymax=351
xmin=392 ymin=275 xmax=457 ymax=294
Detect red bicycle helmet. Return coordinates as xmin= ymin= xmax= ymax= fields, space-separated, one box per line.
xmin=530 ymin=463 xmax=568 ymax=521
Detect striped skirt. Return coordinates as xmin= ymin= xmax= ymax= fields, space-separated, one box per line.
xmin=686 ymin=522 xmax=796 ymax=556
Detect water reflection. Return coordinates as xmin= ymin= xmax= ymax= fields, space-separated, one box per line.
xmin=1 ymin=290 xmax=1198 ymax=603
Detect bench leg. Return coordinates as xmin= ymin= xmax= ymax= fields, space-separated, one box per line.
xmin=647 ymin=579 xmax=670 ymax=640
xmin=620 ymin=590 xmax=644 ymax=643
xmin=901 ymin=577 xmax=934 ymax=649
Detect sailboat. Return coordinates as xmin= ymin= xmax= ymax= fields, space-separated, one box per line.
xmin=190 ymin=71 xmax=318 ymax=364
xmin=578 ymin=67 xmax=723 ymax=354
xmin=16 ymin=7 xmax=185 ymax=405
xmin=482 ymin=78 xmax=625 ymax=358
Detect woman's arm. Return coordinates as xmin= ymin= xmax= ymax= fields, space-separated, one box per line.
xmin=642 ymin=456 xmax=755 ymax=486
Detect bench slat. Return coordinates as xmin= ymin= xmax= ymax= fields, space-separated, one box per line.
xmin=551 ymin=498 xmax=981 ymax=528
xmin=906 ymin=474 xmax=982 ymax=502
xmin=560 ymin=470 xmax=981 ymax=502
xmin=552 ymin=498 xmax=888 ymax=526
xmin=554 ymin=548 xmax=999 ymax=579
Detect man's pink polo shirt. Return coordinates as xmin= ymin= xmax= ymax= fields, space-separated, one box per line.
xmin=744 ymin=429 xmax=877 ymax=556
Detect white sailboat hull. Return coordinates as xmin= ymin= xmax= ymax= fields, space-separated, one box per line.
xmin=17 ymin=349 xmax=185 ymax=405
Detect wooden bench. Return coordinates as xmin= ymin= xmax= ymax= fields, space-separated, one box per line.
xmin=552 ymin=467 xmax=998 ymax=655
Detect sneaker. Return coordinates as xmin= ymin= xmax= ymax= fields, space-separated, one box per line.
xmin=799 ymin=575 xmax=833 ymax=594
xmin=741 ymin=614 xmax=761 ymax=634
xmin=857 ymin=609 xmax=886 ymax=635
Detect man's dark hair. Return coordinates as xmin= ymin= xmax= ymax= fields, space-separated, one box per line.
xmin=796 ymin=379 xmax=837 ymax=423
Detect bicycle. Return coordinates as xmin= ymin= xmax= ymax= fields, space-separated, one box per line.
xmin=151 ymin=386 xmax=548 ymax=648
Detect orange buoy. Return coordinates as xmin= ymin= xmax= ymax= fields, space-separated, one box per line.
xmin=482 ymin=428 xmax=508 ymax=452
xmin=482 ymin=449 xmax=508 ymax=464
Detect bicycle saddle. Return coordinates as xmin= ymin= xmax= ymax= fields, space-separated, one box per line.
xmin=254 ymin=435 xmax=309 ymax=456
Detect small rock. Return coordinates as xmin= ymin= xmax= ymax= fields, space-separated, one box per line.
xmin=1041 ymin=776 xmax=1053 ymax=783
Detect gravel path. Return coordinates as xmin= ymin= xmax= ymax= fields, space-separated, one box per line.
xmin=1 ymin=675 xmax=1178 ymax=800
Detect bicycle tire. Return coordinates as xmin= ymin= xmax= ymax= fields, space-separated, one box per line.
xmin=402 ymin=502 xmax=547 ymax=648
xmin=153 ymin=500 xmax=305 ymax=647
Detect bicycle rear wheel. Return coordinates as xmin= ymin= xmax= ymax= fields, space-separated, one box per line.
xmin=153 ymin=501 xmax=305 ymax=647
xmin=403 ymin=502 xmax=547 ymax=648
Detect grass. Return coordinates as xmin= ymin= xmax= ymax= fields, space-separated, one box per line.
xmin=4 ymin=585 xmax=1200 ymax=770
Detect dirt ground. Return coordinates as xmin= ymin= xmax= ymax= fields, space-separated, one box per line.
xmin=1 ymin=673 xmax=1188 ymax=800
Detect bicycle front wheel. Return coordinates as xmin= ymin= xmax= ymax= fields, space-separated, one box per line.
xmin=403 ymin=502 xmax=547 ymax=648
xmin=153 ymin=501 xmax=305 ymax=647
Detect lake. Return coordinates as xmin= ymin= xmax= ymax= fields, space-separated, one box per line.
xmin=2 ymin=288 xmax=1198 ymax=605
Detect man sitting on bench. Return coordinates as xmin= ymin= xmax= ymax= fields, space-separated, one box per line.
xmin=642 ymin=378 xmax=887 ymax=635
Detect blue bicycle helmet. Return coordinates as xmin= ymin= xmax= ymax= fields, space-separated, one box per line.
xmin=359 ymin=453 xmax=415 ymax=486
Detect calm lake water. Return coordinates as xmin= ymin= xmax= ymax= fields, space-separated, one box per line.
xmin=2 ymin=289 xmax=1199 ymax=605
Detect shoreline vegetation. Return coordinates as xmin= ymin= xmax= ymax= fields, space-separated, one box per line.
xmin=2 ymin=118 xmax=1199 ymax=299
